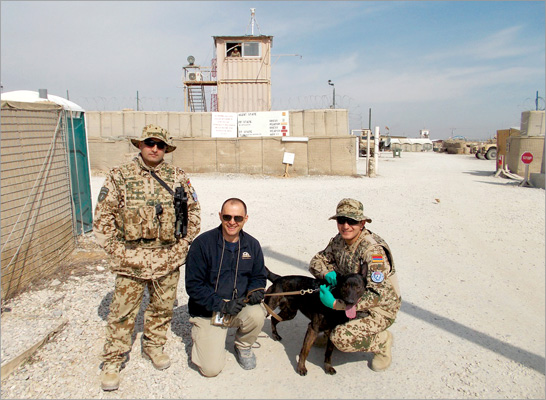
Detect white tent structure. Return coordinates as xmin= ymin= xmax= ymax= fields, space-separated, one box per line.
xmin=387 ymin=137 xmax=433 ymax=152
xmin=1 ymin=90 xmax=84 ymax=113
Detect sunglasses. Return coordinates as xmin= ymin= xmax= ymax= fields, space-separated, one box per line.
xmin=222 ymin=214 xmax=245 ymax=223
xmin=336 ymin=216 xmax=360 ymax=225
xmin=143 ymin=138 xmax=167 ymax=150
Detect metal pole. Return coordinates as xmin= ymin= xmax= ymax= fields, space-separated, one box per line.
xmin=374 ymin=126 xmax=380 ymax=175
xmin=368 ymin=108 xmax=371 ymax=130
xmin=366 ymin=133 xmax=370 ymax=176
xmin=328 ymin=80 xmax=335 ymax=109
xmin=137 ymin=90 xmax=139 ymax=111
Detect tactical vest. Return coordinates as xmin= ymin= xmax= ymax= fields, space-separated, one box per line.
xmin=116 ymin=159 xmax=178 ymax=248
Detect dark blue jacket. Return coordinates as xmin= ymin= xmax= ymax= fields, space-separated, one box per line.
xmin=185 ymin=225 xmax=266 ymax=317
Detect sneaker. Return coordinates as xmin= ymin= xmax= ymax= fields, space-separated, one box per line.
xmin=142 ymin=347 xmax=171 ymax=370
xmin=101 ymin=362 xmax=120 ymax=391
xmin=234 ymin=346 xmax=256 ymax=370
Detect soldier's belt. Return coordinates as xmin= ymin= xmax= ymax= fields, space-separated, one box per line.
xmin=123 ymin=239 xmax=175 ymax=249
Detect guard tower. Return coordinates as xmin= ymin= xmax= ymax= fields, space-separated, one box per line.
xmin=182 ymin=9 xmax=273 ymax=113
xmin=182 ymin=56 xmax=216 ymax=112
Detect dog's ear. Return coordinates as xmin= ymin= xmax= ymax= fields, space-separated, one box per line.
xmin=359 ymin=259 xmax=368 ymax=278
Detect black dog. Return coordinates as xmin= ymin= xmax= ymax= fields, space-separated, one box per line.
xmin=265 ymin=267 xmax=367 ymax=376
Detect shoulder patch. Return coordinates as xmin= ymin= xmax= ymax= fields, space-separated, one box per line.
xmin=98 ymin=187 xmax=109 ymax=202
xmin=371 ymin=270 xmax=384 ymax=283
xmin=371 ymin=254 xmax=383 ymax=263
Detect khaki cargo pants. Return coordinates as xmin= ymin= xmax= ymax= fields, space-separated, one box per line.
xmin=189 ymin=303 xmax=267 ymax=377
xmin=101 ymin=269 xmax=180 ymax=364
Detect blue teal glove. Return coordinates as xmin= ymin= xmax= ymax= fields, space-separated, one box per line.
xmin=325 ymin=271 xmax=337 ymax=286
xmin=319 ymin=284 xmax=336 ymax=309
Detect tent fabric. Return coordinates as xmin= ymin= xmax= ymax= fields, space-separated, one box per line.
xmin=1 ymin=100 xmax=62 ymax=111
xmin=1 ymin=90 xmax=84 ymax=112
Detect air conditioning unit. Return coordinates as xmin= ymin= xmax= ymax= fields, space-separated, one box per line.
xmin=188 ymin=71 xmax=202 ymax=81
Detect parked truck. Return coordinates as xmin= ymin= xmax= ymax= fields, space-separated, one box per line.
xmin=474 ymin=139 xmax=497 ymax=160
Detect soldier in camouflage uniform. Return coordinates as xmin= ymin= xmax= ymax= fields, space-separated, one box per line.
xmin=309 ymin=198 xmax=401 ymax=372
xmin=94 ymin=124 xmax=201 ymax=391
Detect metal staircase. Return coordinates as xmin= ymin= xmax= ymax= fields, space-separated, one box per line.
xmin=187 ymin=85 xmax=207 ymax=112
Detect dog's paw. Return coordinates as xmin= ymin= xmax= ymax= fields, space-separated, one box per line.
xmin=325 ymin=365 xmax=337 ymax=375
xmin=271 ymin=333 xmax=282 ymax=341
xmin=297 ymin=366 xmax=308 ymax=376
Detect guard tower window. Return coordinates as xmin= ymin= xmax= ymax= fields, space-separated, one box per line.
xmin=242 ymin=42 xmax=260 ymax=57
xmin=226 ymin=42 xmax=260 ymax=58
xmin=227 ymin=43 xmax=242 ymax=57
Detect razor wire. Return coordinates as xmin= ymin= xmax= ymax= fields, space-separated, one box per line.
xmin=73 ymin=94 xmax=368 ymax=128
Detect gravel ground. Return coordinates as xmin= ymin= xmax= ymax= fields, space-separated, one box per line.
xmin=1 ymin=152 xmax=544 ymax=399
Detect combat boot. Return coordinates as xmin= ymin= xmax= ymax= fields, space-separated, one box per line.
xmin=371 ymin=330 xmax=393 ymax=372
xmin=142 ymin=346 xmax=171 ymax=370
xmin=101 ymin=361 xmax=121 ymax=391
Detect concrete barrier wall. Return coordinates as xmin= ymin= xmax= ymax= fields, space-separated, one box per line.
xmin=507 ymin=136 xmax=545 ymax=175
xmin=86 ymin=109 xmax=348 ymax=139
xmin=88 ymin=136 xmax=357 ymax=176
xmin=86 ymin=109 xmax=356 ymax=175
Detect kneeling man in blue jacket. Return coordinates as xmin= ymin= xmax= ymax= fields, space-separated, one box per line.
xmin=185 ymin=198 xmax=267 ymax=377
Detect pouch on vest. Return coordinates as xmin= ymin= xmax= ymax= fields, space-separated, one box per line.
xmin=122 ymin=208 xmax=143 ymax=241
xmin=140 ymin=206 xmax=159 ymax=240
xmin=158 ymin=206 xmax=176 ymax=243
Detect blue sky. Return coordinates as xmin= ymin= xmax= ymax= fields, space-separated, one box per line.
xmin=1 ymin=1 xmax=544 ymax=139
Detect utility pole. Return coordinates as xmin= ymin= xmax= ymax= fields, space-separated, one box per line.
xmin=137 ymin=90 xmax=140 ymax=111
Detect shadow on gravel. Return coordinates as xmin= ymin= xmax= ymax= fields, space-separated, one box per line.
xmin=265 ymin=249 xmax=546 ymax=376
xmin=260 ymin=313 xmax=370 ymax=374
xmin=463 ymin=170 xmax=496 ymax=177
xmin=262 ymin=247 xmax=310 ymax=271
xmin=478 ymin=180 xmax=522 ymax=187
xmin=401 ymin=301 xmax=545 ymax=375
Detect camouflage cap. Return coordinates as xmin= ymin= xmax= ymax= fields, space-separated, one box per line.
xmin=130 ymin=124 xmax=176 ymax=153
xmin=329 ymin=198 xmax=372 ymax=223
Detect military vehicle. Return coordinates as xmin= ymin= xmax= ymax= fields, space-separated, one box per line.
xmin=474 ymin=141 xmax=497 ymax=160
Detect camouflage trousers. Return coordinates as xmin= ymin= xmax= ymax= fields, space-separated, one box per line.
xmin=101 ymin=269 xmax=180 ymax=364
xmin=330 ymin=308 xmax=397 ymax=354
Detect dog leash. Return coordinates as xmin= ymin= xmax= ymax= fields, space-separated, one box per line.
xmin=245 ymin=287 xmax=320 ymax=322
xmin=245 ymin=287 xmax=318 ymax=301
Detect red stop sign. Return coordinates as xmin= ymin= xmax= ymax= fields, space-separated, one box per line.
xmin=521 ymin=152 xmax=534 ymax=164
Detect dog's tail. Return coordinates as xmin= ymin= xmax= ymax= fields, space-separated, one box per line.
xmin=265 ymin=266 xmax=281 ymax=283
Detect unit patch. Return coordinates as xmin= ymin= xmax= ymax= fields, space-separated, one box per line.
xmin=371 ymin=270 xmax=384 ymax=283
xmin=98 ymin=187 xmax=109 ymax=202
xmin=242 ymin=251 xmax=252 ymax=259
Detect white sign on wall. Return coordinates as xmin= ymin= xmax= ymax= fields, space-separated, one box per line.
xmin=283 ymin=152 xmax=295 ymax=165
xmin=238 ymin=111 xmax=289 ymax=137
xmin=211 ymin=112 xmax=238 ymax=138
